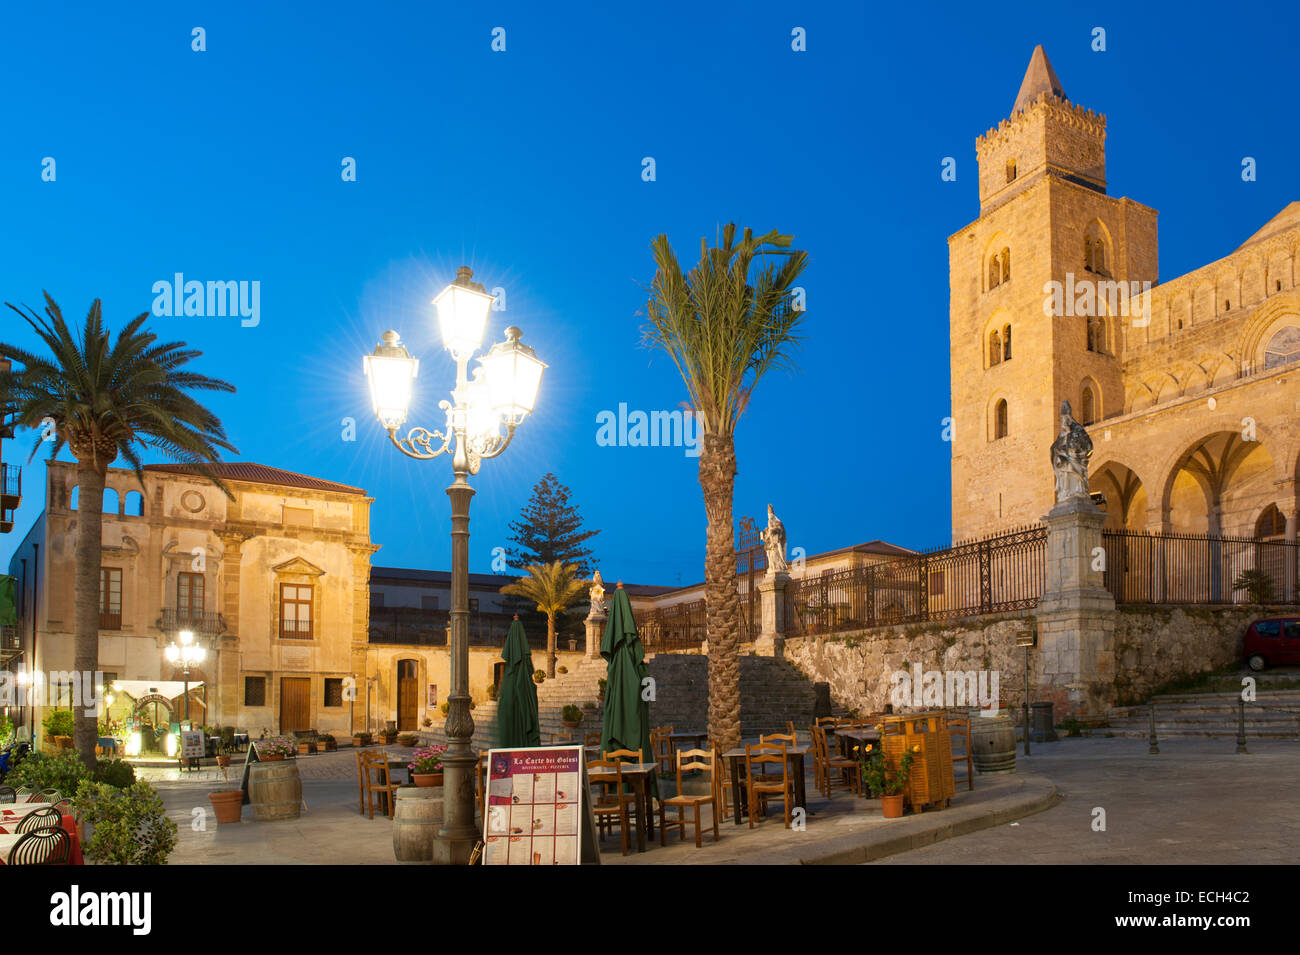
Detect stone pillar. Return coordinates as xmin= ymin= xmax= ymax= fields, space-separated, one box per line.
xmin=1036 ymin=498 xmax=1116 ymax=717
xmin=754 ymin=571 xmax=789 ymax=658
xmin=1282 ymin=502 xmax=1297 ymax=604
xmin=584 ymin=610 xmax=606 ymax=660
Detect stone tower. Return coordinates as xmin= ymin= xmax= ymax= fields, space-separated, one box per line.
xmin=948 ymin=45 xmax=1159 ymax=541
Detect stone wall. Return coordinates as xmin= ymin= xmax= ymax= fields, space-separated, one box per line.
xmin=783 ymin=615 xmax=1034 ymax=715
xmin=1111 ymin=605 xmax=1281 ymax=704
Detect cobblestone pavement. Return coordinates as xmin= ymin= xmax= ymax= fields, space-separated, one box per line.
xmin=874 ymin=736 xmax=1300 ymax=864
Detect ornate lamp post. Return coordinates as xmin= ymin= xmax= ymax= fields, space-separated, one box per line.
xmin=164 ymin=629 xmax=206 ymax=726
xmin=364 ymin=265 xmax=545 ymax=865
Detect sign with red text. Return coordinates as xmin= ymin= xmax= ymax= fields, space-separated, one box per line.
xmin=482 ymin=746 xmax=598 ymax=865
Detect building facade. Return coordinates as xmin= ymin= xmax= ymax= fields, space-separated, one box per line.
xmin=950 ymin=46 xmax=1300 ymax=547
xmin=7 ymin=460 xmax=377 ymax=743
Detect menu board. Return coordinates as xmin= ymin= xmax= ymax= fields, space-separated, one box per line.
xmin=482 ymin=746 xmax=597 ymax=865
xmin=181 ymin=730 xmax=205 ymax=759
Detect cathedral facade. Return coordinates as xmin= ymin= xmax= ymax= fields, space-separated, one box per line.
xmin=950 ymin=46 xmax=1300 ymax=549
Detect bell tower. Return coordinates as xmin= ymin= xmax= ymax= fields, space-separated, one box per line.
xmin=947 ymin=46 xmax=1158 ymax=541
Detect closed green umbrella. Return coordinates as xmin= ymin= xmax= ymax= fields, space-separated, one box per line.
xmin=496 ymin=616 xmax=540 ymax=749
xmin=600 ymin=583 xmax=657 ymax=799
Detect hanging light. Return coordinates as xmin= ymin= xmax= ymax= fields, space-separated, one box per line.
xmin=479 ymin=326 xmax=546 ymax=422
xmin=364 ymin=331 xmax=419 ymax=430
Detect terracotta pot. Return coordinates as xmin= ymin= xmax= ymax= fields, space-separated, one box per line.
xmin=261 ymin=754 xmax=286 ymax=762
xmin=561 ymin=721 xmax=581 ymax=729
xmin=881 ymin=794 xmax=905 ymax=819
xmin=216 ymin=755 xmax=231 ymax=768
xmin=208 ymin=790 xmax=244 ymax=824
xmin=413 ymin=772 xmax=444 ymax=787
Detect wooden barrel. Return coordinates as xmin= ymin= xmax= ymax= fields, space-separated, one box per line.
xmin=969 ymin=712 xmax=1016 ymax=774
xmin=393 ymin=786 xmax=443 ymax=864
xmin=248 ymin=760 xmax=303 ymax=820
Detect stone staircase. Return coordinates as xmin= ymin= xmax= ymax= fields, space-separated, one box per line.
xmin=416 ymin=651 xmax=842 ymax=747
xmin=1105 ymin=689 xmax=1300 ymax=738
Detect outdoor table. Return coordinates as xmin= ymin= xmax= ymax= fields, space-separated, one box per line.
xmin=0 ymin=819 xmax=83 ymax=864
xmin=233 ymin=733 xmax=250 ymax=751
xmin=0 ymin=803 xmax=57 ymax=821
xmin=835 ymin=727 xmax=881 ymax=759
xmin=723 ymin=744 xmax=811 ymax=826
xmin=587 ymin=761 xmax=657 ymax=852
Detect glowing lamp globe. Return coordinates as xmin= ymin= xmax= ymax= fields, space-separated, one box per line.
xmin=479 ymin=327 xmax=546 ymax=422
xmin=364 ymin=331 xmax=419 ymax=430
xmin=433 ymin=269 xmax=495 ymax=358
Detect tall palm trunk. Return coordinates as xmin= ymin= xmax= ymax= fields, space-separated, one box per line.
xmin=546 ymin=612 xmax=557 ymax=678
xmin=700 ymin=432 xmax=740 ymax=753
xmin=73 ymin=456 xmax=106 ymax=768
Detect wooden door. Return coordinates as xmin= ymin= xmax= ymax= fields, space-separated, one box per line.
xmin=397 ymin=660 xmax=418 ymax=731
xmin=280 ymin=678 xmax=311 ymax=733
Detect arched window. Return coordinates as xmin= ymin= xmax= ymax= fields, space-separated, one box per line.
xmin=989 ymin=257 xmax=1000 ymax=290
xmin=1084 ymin=222 xmax=1111 ymax=277
xmin=1256 ymin=504 xmax=1286 ymax=540
xmin=989 ymin=331 xmax=1002 ymax=367
xmin=994 ymin=399 xmax=1008 ymax=440
xmin=1083 ymin=237 xmax=1093 ymax=273
xmin=70 ymin=486 xmax=80 ymax=511
xmin=125 ymin=490 xmax=145 ymax=517
xmin=1263 ymin=326 xmax=1300 ymax=369
xmin=1000 ymin=248 xmax=1011 ymax=283
xmin=1087 ymin=316 xmax=1106 ymax=354
xmin=1080 ymin=385 xmax=1095 ymax=425
xmin=1002 ymin=324 xmax=1012 ymax=361
xmin=1005 ymin=159 xmax=1017 ymax=183
xmin=102 ymin=488 xmax=120 ymax=516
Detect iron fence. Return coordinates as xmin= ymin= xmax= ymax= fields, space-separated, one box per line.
xmin=1101 ymin=529 xmax=1299 ymax=605
xmin=639 ymin=599 xmax=709 ymax=651
xmin=784 ymin=523 xmax=1048 ymax=636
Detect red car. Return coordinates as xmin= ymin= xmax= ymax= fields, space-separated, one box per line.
xmin=1243 ymin=616 xmax=1300 ymax=671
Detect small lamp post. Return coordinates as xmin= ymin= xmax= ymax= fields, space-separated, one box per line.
xmin=364 ymin=266 xmax=545 ymax=865
xmin=164 ymin=629 xmax=206 ymax=727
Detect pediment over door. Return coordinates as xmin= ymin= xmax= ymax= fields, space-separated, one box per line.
xmin=271 ymin=557 xmax=326 ymax=578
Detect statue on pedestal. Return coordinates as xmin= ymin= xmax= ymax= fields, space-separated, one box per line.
xmin=759 ymin=504 xmax=788 ymax=575
xmin=1050 ymin=400 xmax=1093 ymax=503
xmin=587 ymin=570 xmax=606 ymax=617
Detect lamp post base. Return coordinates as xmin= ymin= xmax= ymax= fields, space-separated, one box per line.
xmin=432 ymin=749 xmax=479 ymax=865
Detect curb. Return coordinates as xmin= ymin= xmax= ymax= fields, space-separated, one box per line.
xmin=798 ymin=772 xmax=1059 ymax=865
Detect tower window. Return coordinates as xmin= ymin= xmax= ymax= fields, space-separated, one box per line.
xmin=994 ymin=399 xmax=1008 ymax=440
xmin=989 ymin=258 xmax=1000 ymax=290
xmin=1001 ymin=247 xmax=1011 ymax=283
xmin=1277 ymin=280 xmax=1283 ymax=292
xmin=1084 ymin=223 xmax=1110 ymax=277
xmin=989 ymin=330 xmax=1003 ymax=367
xmin=1002 ymin=324 xmax=1012 ymax=361
xmin=1087 ymin=316 xmax=1105 ymax=354
xmin=1081 ymin=386 xmax=1096 ymax=425
xmin=1006 ymin=159 xmax=1017 ymax=183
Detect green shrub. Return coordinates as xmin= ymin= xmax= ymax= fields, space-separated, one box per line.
xmin=93 ymin=758 xmax=137 ymax=789
xmin=71 ymin=781 xmax=178 ymax=865
xmin=534 ymin=669 xmax=546 ymax=684
xmin=0 ymin=713 xmax=12 ymax=743
xmin=42 ymin=709 xmax=75 ymax=738
xmin=561 ymin=705 xmax=583 ymax=723
xmin=4 ymin=750 xmax=91 ymax=796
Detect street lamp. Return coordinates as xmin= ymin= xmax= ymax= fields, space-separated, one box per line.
xmin=164 ymin=629 xmax=206 ymax=726
xmin=364 ymin=265 xmax=545 ymax=865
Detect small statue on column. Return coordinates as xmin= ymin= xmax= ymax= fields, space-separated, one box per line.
xmin=587 ymin=570 xmax=606 ymax=617
xmin=759 ymin=504 xmax=788 ymax=575
xmin=1050 ymin=400 xmax=1094 ymax=503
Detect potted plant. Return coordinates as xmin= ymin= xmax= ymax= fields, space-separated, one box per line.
xmin=319 ymin=733 xmax=337 ymax=752
xmin=597 ymin=677 xmax=606 ymax=701
xmin=352 ymin=730 xmax=373 ymax=747
xmin=382 ymin=728 xmax=398 ymax=745
xmin=214 ymin=739 xmax=233 ymax=769
xmin=533 ymin=669 xmax=546 ymax=685
xmin=487 ymin=683 xmax=499 ymax=701
xmin=297 ymin=737 xmax=317 ymax=756
xmin=422 ymin=717 xmax=433 ymax=728
xmin=440 ymin=702 xmax=450 ymax=716
xmin=408 ymin=745 xmax=448 ymax=786
xmin=42 ymin=709 xmax=75 ymax=749
xmin=561 ymin=705 xmax=584 ymax=729
xmin=856 ymin=743 xmax=916 ymax=818
xmin=557 ymin=664 xmax=569 ymax=675
xmin=208 ymin=788 xmax=243 ymax=824
xmin=397 ymin=732 xmax=418 ymax=747
xmin=254 ymin=737 xmax=294 ymax=761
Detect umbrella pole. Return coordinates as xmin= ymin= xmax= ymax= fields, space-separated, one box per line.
xmin=435 ymin=469 xmax=479 ymax=865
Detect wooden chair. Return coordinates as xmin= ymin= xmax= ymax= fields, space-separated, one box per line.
xmin=354 ymin=748 xmax=368 ymax=815
xmin=16 ymin=807 xmax=62 ymax=834
xmin=650 ymin=728 xmax=674 ymax=775
xmin=758 ymin=732 xmax=796 ymax=780
xmin=785 ymin=721 xmax=798 ymax=740
xmin=813 ymin=724 xmax=860 ymax=798
xmin=6 ymin=827 xmax=71 ymax=865
xmin=660 ymin=749 xmax=718 ymax=848
xmin=745 ymin=742 xmax=794 ymax=828
xmin=584 ymin=732 xmax=601 ymax=747
xmin=948 ymin=715 xmax=975 ymax=792
xmin=588 ymin=757 xmax=632 ymax=855
xmin=602 ymin=748 xmax=643 ymax=763
xmin=712 ymin=751 xmax=736 ymax=823
xmin=362 ymin=751 xmax=401 ymax=819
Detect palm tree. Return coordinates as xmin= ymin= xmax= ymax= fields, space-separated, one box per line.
xmin=499 ymin=561 xmax=589 ymax=678
xmin=0 ymin=293 xmax=237 ymax=767
xmin=643 ymin=224 xmax=808 ymax=754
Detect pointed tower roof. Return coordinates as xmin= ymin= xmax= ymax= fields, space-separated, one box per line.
xmin=1012 ymin=45 xmax=1067 ymax=114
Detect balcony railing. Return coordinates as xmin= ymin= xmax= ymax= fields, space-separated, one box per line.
xmin=159 ymin=608 xmax=227 ymax=636
xmin=1 ymin=625 xmax=20 ymax=652
xmin=1 ymin=463 xmax=19 ymax=503
xmin=280 ymin=618 xmax=314 ymax=639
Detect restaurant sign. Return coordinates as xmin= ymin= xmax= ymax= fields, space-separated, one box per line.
xmin=481 ymin=746 xmax=599 ymax=865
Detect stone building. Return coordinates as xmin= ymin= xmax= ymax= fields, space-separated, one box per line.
xmin=950 ymin=46 xmax=1300 ymax=547
xmin=7 ymin=460 xmax=377 ymax=743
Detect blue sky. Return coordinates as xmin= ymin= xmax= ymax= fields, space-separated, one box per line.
xmin=1 ymin=1 xmax=1296 ymax=586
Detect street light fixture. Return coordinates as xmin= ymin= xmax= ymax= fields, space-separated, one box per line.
xmin=364 ymin=265 xmax=545 ymax=865
xmin=164 ymin=628 xmax=206 ymax=726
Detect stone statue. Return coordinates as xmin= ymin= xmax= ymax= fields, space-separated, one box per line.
xmin=1050 ymin=400 xmax=1093 ymax=503
xmin=759 ymin=504 xmax=788 ymax=574
xmin=587 ymin=570 xmax=606 ymax=616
